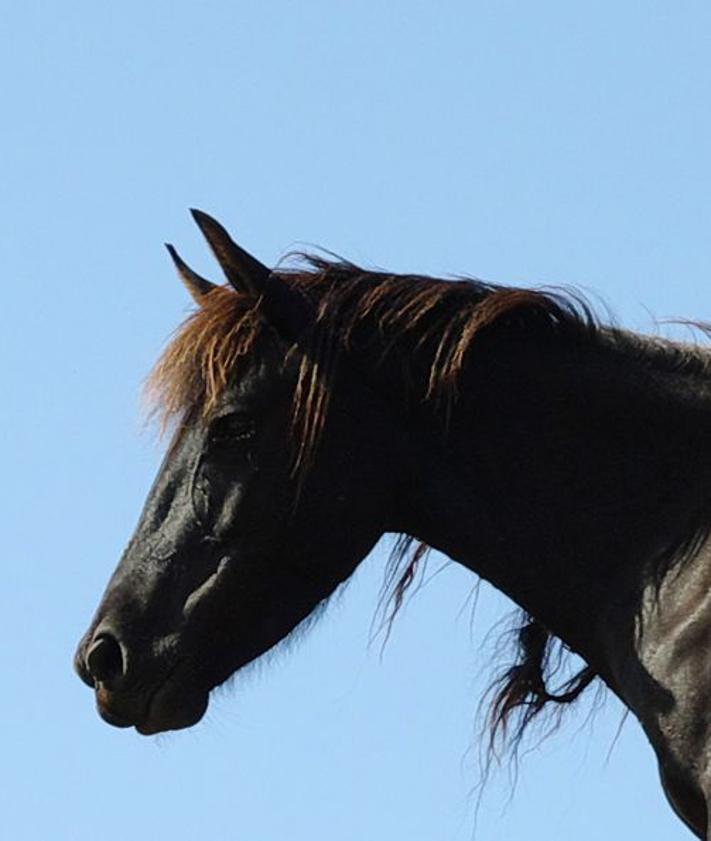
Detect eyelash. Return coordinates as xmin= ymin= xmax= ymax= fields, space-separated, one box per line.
xmin=208 ymin=415 xmax=256 ymax=445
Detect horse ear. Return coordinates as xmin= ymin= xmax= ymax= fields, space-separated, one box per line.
xmin=190 ymin=209 xmax=269 ymax=298
xmin=189 ymin=209 xmax=313 ymax=341
xmin=164 ymin=243 xmax=217 ymax=304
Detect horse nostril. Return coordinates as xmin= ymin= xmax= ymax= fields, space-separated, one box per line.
xmin=85 ymin=632 xmax=125 ymax=686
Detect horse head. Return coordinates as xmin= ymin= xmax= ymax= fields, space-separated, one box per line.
xmin=74 ymin=212 xmax=407 ymax=733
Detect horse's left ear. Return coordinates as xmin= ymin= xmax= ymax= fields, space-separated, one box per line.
xmin=189 ymin=209 xmax=313 ymax=340
xmin=190 ymin=209 xmax=269 ymax=298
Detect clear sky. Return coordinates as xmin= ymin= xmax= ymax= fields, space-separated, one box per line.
xmin=3 ymin=2 xmax=711 ymax=839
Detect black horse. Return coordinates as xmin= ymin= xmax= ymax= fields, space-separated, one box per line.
xmin=76 ymin=211 xmax=711 ymax=838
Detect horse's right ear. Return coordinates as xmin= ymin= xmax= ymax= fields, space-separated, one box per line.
xmin=165 ymin=243 xmax=217 ymax=304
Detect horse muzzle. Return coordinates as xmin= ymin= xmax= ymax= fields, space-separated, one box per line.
xmin=74 ymin=626 xmax=209 ymax=734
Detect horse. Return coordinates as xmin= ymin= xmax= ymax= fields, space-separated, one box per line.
xmin=75 ymin=210 xmax=711 ymax=838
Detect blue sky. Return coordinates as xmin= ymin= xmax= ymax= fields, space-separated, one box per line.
xmin=3 ymin=2 xmax=710 ymax=839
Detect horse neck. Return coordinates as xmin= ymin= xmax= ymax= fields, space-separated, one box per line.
xmin=390 ymin=328 xmax=711 ymax=670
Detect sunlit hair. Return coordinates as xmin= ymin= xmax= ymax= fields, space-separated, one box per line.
xmin=146 ymin=286 xmax=264 ymax=428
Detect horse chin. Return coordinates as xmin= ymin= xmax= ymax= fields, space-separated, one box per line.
xmin=134 ymin=679 xmax=209 ymax=736
xmin=94 ymin=672 xmax=209 ymax=736
xmin=135 ymin=692 xmax=208 ymax=735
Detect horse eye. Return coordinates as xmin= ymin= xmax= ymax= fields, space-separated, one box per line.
xmin=208 ymin=414 xmax=255 ymax=445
